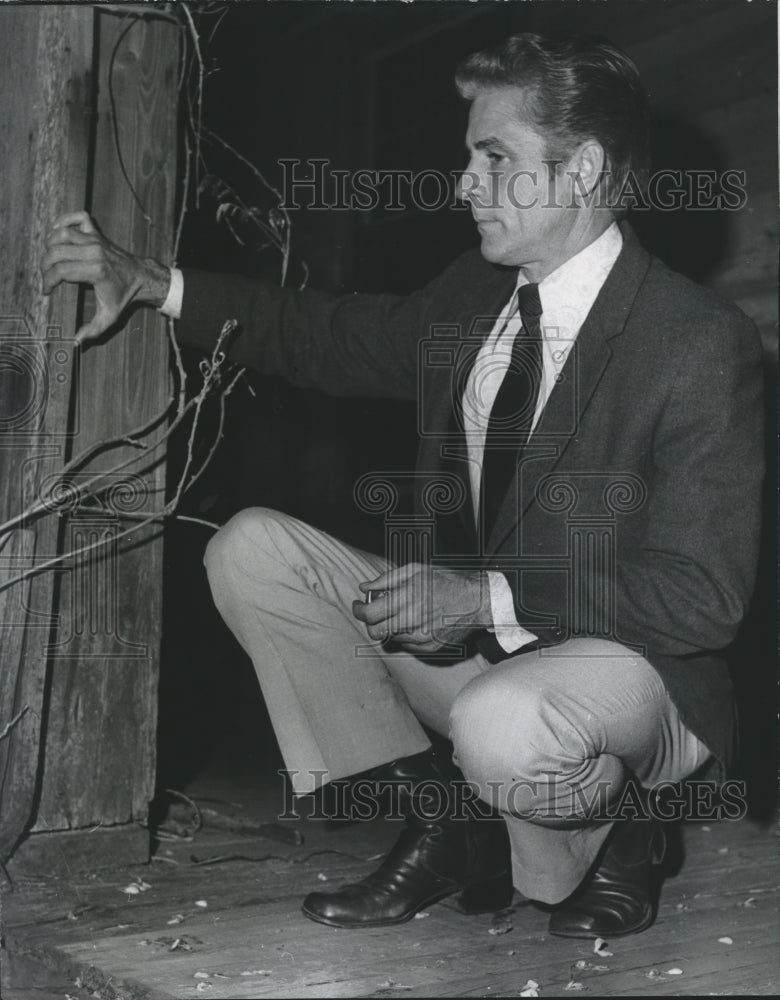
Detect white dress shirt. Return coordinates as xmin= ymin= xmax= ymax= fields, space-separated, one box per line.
xmin=160 ymin=266 xmax=184 ymax=318
xmin=464 ymin=223 xmax=623 ymax=653
xmin=160 ymin=223 xmax=623 ymax=654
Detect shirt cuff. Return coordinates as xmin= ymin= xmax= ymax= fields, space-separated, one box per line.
xmin=159 ymin=266 xmax=183 ymax=319
xmin=487 ymin=571 xmax=539 ymax=654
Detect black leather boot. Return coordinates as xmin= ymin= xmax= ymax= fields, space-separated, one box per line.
xmin=547 ymin=816 xmax=666 ymax=938
xmin=301 ymin=749 xmax=514 ymax=928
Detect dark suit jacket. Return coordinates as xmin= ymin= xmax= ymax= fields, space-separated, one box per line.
xmin=177 ymin=223 xmax=765 ymax=776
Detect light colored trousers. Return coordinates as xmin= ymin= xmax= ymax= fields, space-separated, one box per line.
xmin=204 ymin=507 xmax=709 ymax=903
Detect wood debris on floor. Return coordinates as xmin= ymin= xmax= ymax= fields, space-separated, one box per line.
xmin=2 ymin=792 xmax=778 ymax=999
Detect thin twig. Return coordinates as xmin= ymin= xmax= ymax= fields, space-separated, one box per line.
xmin=169 ymin=121 xmax=191 ymax=417
xmin=168 ymin=320 xmax=236 ymax=511
xmin=0 ymin=397 xmax=173 ymax=540
xmin=173 ymin=130 xmax=191 ymax=264
xmin=0 ymin=394 xmax=174 ymax=542
xmin=167 ymin=316 xmax=188 ymax=419
xmin=180 ymin=4 xmax=204 ymax=206
xmin=205 ymin=5 xmax=229 ymax=48
xmin=0 ymin=508 xmax=164 ymax=594
xmin=175 ymin=515 xmax=220 ymax=531
xmin=0 ymin=325 xmax=236 ymax=593
xmin=99 ymin=6 xmax=180 ymax=26
xmin=200 ymin=127 xmax=294 ymax=285
xmin=201 ymin=126 xmax=286 ymax=204
xmin=281 ymin=221 xmax=291 ymax=288
xmin=0 ymin=6 xmax=301 ymax=597
xmin=0 ymin=706 xmax=29 ymax=742
xmin=183 ymin=365 xmax=244 ymax=495
xmin=164 ymin=787 xmax=203 ymax=834
xmin=0 ymin=314 xmax=237 ymax=542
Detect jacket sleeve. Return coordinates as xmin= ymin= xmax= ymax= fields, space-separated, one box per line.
xmin=175 ymin=266 xmax=455 ymax=402
xmin=512 ymin=305 xmax=766 ymax=658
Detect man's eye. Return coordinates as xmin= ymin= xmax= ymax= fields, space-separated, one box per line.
xmin=487 ymin=152 xmax=506 ymax=165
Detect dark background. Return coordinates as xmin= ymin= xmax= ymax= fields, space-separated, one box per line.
xmin=157 ymin=0 xmax=777 ymax=817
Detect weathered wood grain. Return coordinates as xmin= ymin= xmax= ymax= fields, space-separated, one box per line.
xmin=0 ymin=4 xmax=93 ymax=863
xmin=8 ymin=823 xmax=151 ymax=879
xmin=33 ymin=9 xmax=179 ymax=835
xmin=3 ymin=812 xmax=778 ymax=999
xmin=0 ymin=530 xmax=36 ymax=862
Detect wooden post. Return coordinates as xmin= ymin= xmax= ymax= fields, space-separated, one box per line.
xmin=0 ymin=6 xmax=179 ymax=873
xmin=0 ymin=5 xmax=94 ymax=866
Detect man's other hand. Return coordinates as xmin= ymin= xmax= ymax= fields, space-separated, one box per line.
xmin=352 ymin=564 xmax=491 ymax=654
xmin=42 ymin=211 xmax=171 ymax=345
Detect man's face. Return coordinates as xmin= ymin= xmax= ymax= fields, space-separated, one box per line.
xmin=458 ymin=87 xmax=582 ymax=273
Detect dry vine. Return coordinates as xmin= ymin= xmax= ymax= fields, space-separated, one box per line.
xmin=0 ymin=2 xmax=302 ymax=595
xmin=0 ymin=707 xmax=29 ymax=743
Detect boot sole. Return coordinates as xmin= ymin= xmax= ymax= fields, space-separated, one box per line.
xmin=301 ymin=871 xmax=513 ymax=929
xmin=548 ymin=903 xmax=655 ymax=939
xmin=301 ymin=885 xmax=461 ymax=929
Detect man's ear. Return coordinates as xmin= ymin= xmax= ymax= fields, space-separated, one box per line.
xmin=567 ymin=139 xmax=607 ymax=203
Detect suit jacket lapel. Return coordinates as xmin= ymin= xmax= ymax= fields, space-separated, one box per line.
xmin=419 ymin=264 xmax=517 ymax=547
xmin=486 ymin=224 xmax=653 ymax=554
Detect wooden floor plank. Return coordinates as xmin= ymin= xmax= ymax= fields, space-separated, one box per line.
xmin=4 ymin=782 xmax=778 ymax=999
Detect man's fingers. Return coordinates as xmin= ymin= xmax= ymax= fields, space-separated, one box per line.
xmin=352 ymin=591 xmax=427 ymax=643
xmin=352 ymin=594 xmax=411 ymax=635
xmin=74 ymin=317 xmax=105 ymax=345
xmin=358 ymin=576 xmax=387 ymax=595
xmin=52 ymin=210 xmax=97 ymax=233
xmin=47 ymin=225 xmax=100 ymax=249
xmin=41 ymin=258 xmax=103 ymax=295
xmin=351 ymin=594 xmax=390 ymax=626
xmin=353 ymin=566 xmax=440 ymax=644
xmin=400 ymin=638 xmax=442 ymax=654
xmin=42 ymin=243 xmax=102 ymax=273
xmin=75 ymin=300 xmax=123 ymax=344
xmin=351 ymin=598 xmax=373 ymax=625
xmin=352 ymin=598 xmax=392 ymax=642
xmin=42 ymin=235 xmax=105 ymax=293
xmin=358 ymin=562 xmax=423 ymax=595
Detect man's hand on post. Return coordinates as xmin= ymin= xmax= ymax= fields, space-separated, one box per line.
xmin=41 ymin=211 xmax=171 ymax=345
xmin=352 ymin=563 xmax=491 ymax=654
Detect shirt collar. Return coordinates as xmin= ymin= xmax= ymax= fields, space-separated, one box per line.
xmin=517 ymin=222 xmax=623 ymax=343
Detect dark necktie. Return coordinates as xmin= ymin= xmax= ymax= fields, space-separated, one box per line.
xmin=480 ymin=282 xmax=544 ymax=531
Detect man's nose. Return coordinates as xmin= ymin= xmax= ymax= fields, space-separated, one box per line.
xmin=456 ymin=168 xmax=484 ymax=206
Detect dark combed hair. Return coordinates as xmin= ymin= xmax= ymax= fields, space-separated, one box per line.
xmin=455 ymin=32 xmax=650 ymax=215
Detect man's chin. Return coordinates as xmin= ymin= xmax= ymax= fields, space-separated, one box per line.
xmin=478 ymin=238 xmax=510 ymax=266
